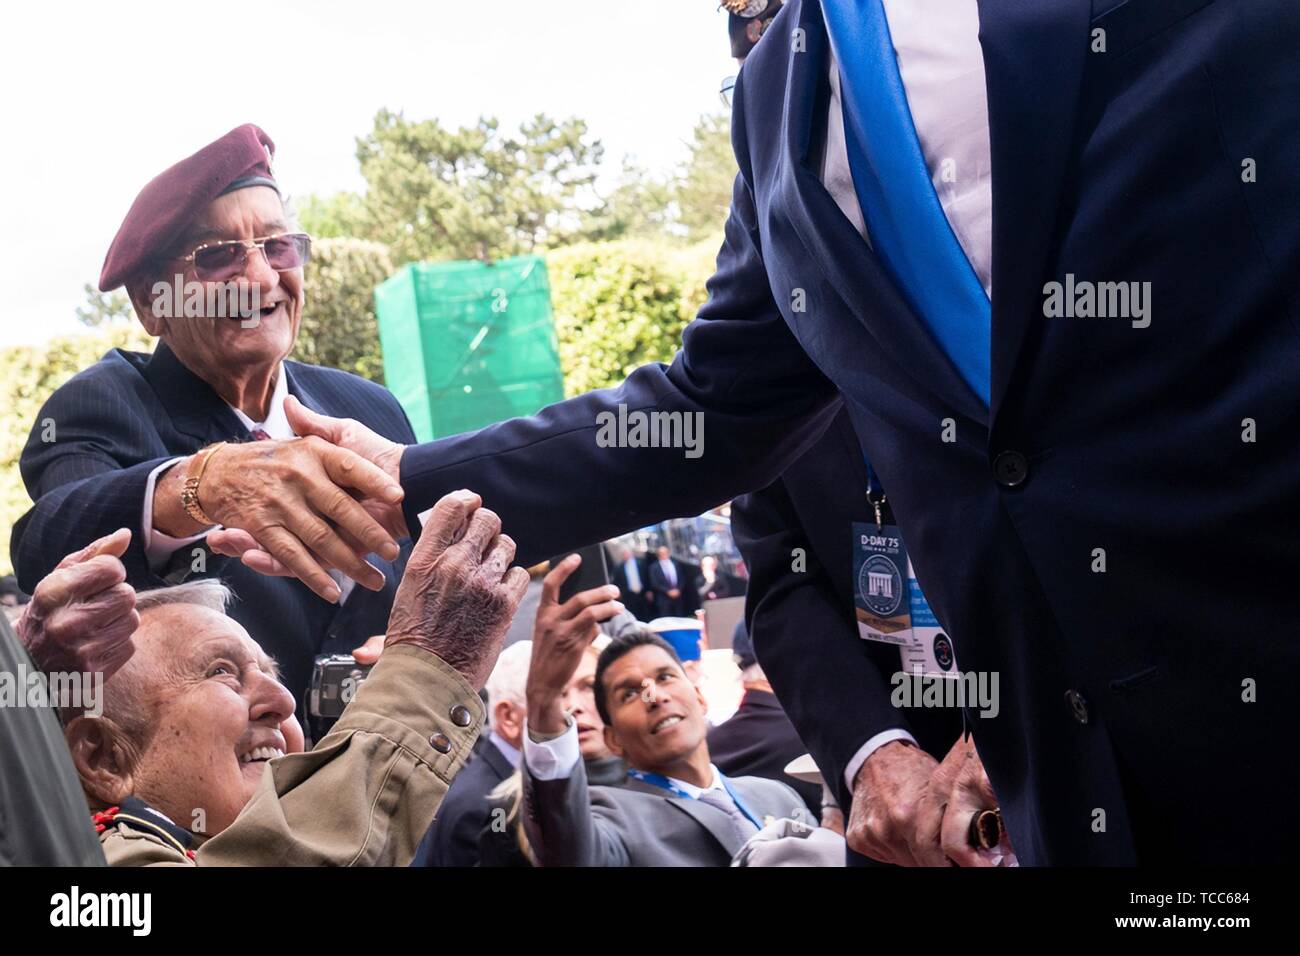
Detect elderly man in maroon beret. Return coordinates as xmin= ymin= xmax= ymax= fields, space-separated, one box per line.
xmin=11 ymin=124 xmax=419 ymax=709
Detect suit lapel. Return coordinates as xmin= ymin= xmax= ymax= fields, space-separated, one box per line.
xmin=283 ymin=361 xmax=328 ymax=421
xmin=624 ymin=778 xmax=745 ymax=859
xmin=779 ymin=0 xmax=988 ymax=428
xmin=140 ymin=341 xmax=251 ymax=445
xmin=479 ymin=739 xmax=515 ymax=783
xmin=975 ymin=0 xmax=1090 ymax=418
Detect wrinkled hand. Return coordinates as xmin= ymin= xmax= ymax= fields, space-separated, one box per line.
xmin=935 ymin=734 xmax=1009 ymax=867
xmin=208 ymin=396 xmax=409 ymax=589
xmin=384 ymin=490 xmax=530 ymax=689
xmin=188 ymin=429 xmax=404 ymax=602
xmin=846 ymin=740 xmax=939 ymax=866
xmin=17 ymin=528 xmax=139 ymax=685
xmin=525 ymin=556 xmax=623 ymax=734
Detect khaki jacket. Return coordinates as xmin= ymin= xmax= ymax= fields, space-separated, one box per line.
xmin=100 ymin=643 xmax=482 ymax=866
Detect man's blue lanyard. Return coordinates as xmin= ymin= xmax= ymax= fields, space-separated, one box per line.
xmin=626 ymin=768 xmax=765 ymax=830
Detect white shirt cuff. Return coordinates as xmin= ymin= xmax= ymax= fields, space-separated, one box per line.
xmin=523 ymin=715 xmax=581 ymax=781
xmin=843 ymin=729 xmax=919 ymax=794
xmin=142 ymin=458 xmax=217 ymax=573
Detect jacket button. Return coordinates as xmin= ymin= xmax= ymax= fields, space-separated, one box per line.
xmin=449 ymin=704 xmax=473 ymax=728
xmin=993 ymin=450 xmax=1029 ymax=487
xmin=1065 ymin=689 xmax=1089 ymax=725
xmin=429 ymin=732 xmax=452 ymax=753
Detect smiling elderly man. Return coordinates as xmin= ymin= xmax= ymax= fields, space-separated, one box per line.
xmin=11 ymin=124 xmax=415 ymax=706
xmin=56 ymin=490 xmax=527 ymax=866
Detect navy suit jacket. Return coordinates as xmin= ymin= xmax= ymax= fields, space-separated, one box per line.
xmin=11 ymin=341 xmax=417 ymax=703
xmin=385 ymin=0 xmax=1294 ymax=864
xmin=410 ymin=737 xmax=514 ymax=867
xmin=730 ymin=410 xmax=962 ymax=813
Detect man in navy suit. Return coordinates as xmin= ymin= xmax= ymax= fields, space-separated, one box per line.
xmin=647 ymin=546 xmax=699 ymax=618
xmin=11 ymin=125 xmax=413 ymax=706
xmin=730 ymin=409 xmax=970 ymax=865
xmin=216 ymin=1 xmax=1299 ymax=864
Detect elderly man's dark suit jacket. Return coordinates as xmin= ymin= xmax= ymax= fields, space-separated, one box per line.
xmin=11 ymin=341 xmax=416 ymax=703
xmin=410 ymin=737 xmax=514 ymax=867
xmin=390 ymin=0 xmax=1299 ymax=864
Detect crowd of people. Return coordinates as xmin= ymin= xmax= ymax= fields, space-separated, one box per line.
xmin=3 ymin=0 xmax=1293 ymax=870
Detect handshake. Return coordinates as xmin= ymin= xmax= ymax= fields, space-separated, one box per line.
xmin=155 ymin=395 xmax=416 ymax=602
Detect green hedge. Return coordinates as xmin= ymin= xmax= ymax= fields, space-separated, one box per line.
xmin=1 ymin=324 xmax=154 ymax=575
xmin=548 ymin=238 xmax=717 ymax=396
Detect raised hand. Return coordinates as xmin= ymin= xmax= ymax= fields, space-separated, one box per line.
xmin=525 ymin=555 xmax=623 ymax=735
xmin=383 ymin=490 xmax=530 ymax=689
xmin=18 ymin=528 xmax=139 ymax=687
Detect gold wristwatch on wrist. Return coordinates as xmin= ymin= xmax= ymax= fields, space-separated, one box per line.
xmin=180 ymin=442 xmax=226 ymax=526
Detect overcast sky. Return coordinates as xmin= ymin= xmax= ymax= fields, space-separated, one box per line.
xmin=0 ymin=0 xmax=732 ymax=347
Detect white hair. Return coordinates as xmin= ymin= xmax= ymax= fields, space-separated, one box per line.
xmin=484 ymin=641 xmax=532 ymax=731
xmin=135 ymin=579 xmax=233 ymax=615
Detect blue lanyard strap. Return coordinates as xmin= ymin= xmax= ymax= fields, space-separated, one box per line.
xmin=627 ymin=769 xmax=766 ymax=831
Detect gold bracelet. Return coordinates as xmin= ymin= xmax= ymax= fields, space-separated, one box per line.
xmin=180 ymin=442 xmax=226 ymax=526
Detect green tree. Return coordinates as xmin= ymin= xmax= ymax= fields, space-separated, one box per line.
xmin=295 ymin=191 xmax=370 ymax=240
xmin=674 ymin=112 xmax=736 ymax=242
xmin=292 ymin=237 xmax=394 ymax=383
xmin=546 ymin=239 xmax=717 ymax=397
xmin=354 ymin=109 xmax=605 ymax=265
xmin=75 ymin=283 xmax=133 ymax=327
xmin=578 ymin=159 xmax=676 ymax=243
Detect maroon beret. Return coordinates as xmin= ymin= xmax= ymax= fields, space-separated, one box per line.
xmin=98 ymin=123 xmax=279 ymax=291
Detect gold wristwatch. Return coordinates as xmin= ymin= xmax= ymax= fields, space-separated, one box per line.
xmin=180 ymin=442 xmax=226 ymax=526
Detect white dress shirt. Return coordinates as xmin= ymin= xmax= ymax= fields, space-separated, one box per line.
xmin=657 ymin=558 xmax=678 ymax=588
xmin=488 ymin=729 xmax=522 ymax=770
xmin=524 ymin=716 xmax=730 ymax=798
xmin=818 ymin=0 xmax=993 ymax=791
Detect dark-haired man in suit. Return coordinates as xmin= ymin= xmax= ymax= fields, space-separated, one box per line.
xmin=521 ymin=570 xmax=809 ymax=866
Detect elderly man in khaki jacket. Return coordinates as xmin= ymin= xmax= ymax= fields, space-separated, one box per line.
xmin=25 ymin=489 xmax=527 ymax=866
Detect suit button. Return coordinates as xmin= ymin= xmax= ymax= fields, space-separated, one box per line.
xmin=449 ymin=704 xmax=473 ymax=728
xmin=429 ymin=732 xmax=452 ymax=753
xmin=1065 ymin=690 xmax=1089 ymax=725
xmin=993 ymin=451 xmax=1029 ymax=487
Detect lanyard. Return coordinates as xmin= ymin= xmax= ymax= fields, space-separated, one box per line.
xmin=626 ymin=769 xmax=765 ymax=830
xmin=865 ymin=457 xmax=887 ymax=532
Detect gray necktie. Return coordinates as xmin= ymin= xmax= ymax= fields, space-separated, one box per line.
xmin=697 ymin=787 xmax=759 ymax=845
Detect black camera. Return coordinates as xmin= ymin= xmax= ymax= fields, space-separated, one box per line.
xmin=308 ymin=654 xmax=373 ymax=720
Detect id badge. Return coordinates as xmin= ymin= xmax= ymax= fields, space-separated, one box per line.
xmin=903 ymin=559 xmax=959 ymax=679
xmin=852 ymin=522 xmax=911 ymax=644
